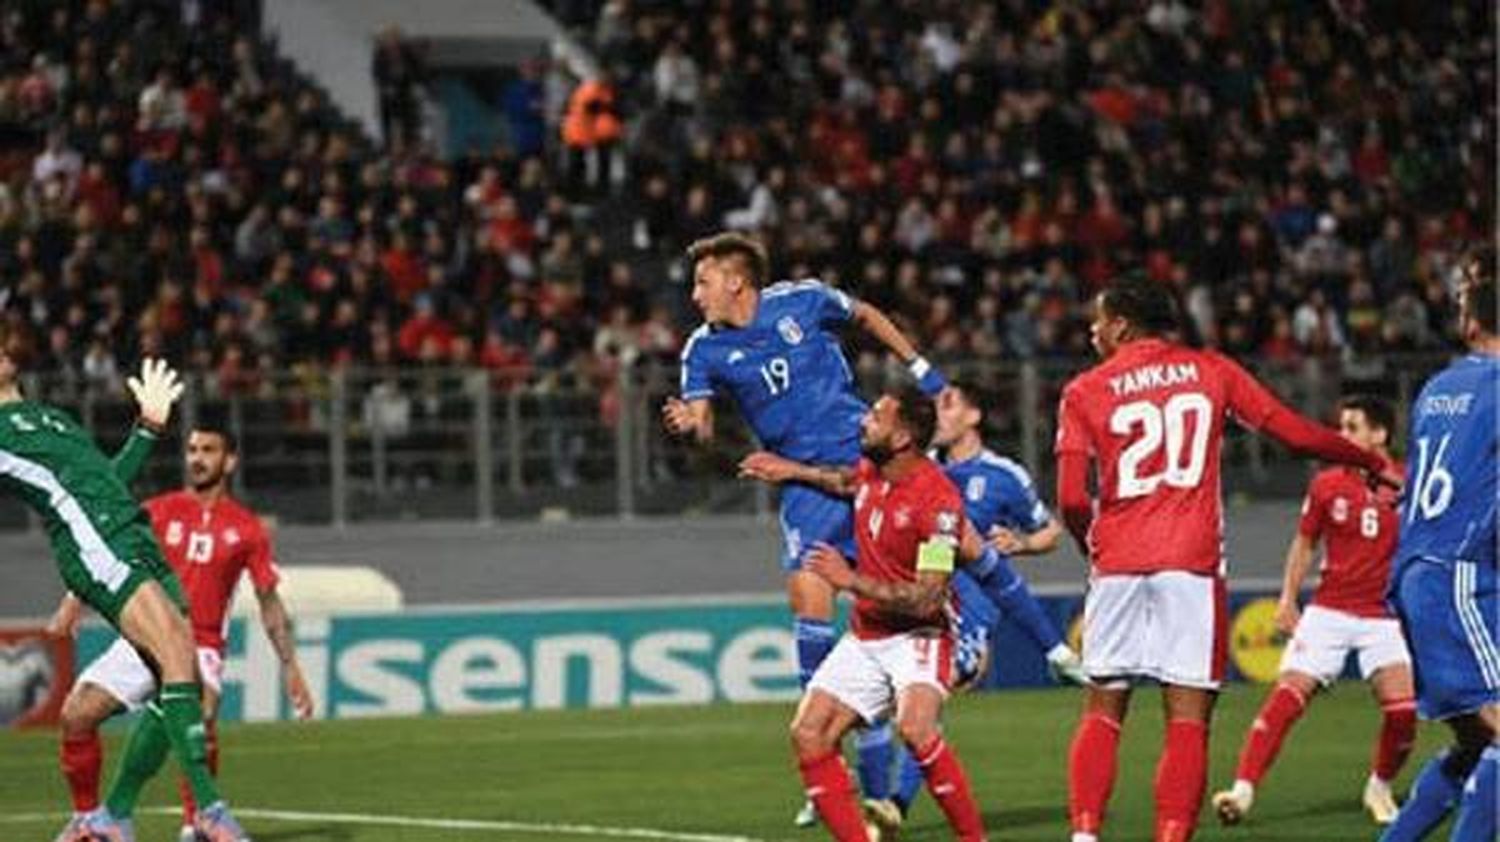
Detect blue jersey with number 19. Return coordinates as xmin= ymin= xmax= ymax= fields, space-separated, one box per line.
xmin=680 ymin=279 xmax=867 ymax=569
xmin=679 ymin=279 xmax=867 ymax=463
xmin=1395 ymin=354 xmax=1498 ymax=572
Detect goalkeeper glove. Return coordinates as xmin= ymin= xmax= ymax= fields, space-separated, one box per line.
xmin=127 ymin=358 xmax=184 ymax=432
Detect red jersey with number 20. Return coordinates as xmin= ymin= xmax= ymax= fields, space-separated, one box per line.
xmin=1056 ymin=339 xmax=1285 ymax=576
xmin=144 ymin=490 xmax=280 ymax=651
xmin=850 ymin=457 xmax=965 ymax=640
xmin=1298 ymin=465 xmax=1401 ymax=618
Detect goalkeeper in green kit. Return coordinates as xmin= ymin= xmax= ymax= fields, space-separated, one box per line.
xmin=0 ymin=327 xmax=252 ymax=842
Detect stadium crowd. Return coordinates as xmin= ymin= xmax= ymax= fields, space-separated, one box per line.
xmin=0 ymin=0 xmax=1492 ymax=401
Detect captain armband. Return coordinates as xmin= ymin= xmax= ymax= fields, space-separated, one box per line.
xmin=916 ymin=536 xmax=957 ymax=574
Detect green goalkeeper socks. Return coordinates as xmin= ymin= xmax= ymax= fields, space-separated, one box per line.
xmin=158 ymin=682 xmax=223 ymax=809
xmin=103 ymin=703 xmax=171 ymax=817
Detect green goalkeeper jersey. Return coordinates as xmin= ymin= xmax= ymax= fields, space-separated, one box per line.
xmin=0 ymin=399 xmax=182 ymax=624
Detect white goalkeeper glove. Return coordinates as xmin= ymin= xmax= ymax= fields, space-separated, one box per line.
xmin=127 ymin=358 xmax=185 ymax=432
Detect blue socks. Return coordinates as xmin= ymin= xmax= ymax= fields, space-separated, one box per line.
xmin=794 ymin=617 xmax=836 ymax=688
xmin=1452 ymin=745 xmax=1499 ymax=842
xmin=1381 ymin=750 xmax=1468 ymax=842
xmin=855 ymin=720 xmax=894 ymax=800
xmin=969 ymin=546 xmax=1064 ymax=652
xmin=894 ymin=742 xmax=924 ymax=813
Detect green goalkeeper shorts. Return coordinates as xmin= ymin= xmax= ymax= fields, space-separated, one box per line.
xmin=57 ymin=524 xmax=187 ymax=628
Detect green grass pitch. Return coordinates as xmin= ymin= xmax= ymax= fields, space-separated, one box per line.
xmin=0 ymin=685 xmax=1449 ymax=841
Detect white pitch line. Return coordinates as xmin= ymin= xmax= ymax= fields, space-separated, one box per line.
xmin=0 ymin=806 xmax=771 ymax=842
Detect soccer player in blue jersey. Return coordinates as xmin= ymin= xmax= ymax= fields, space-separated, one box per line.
xmin=662 ymin=232 xmax=947 ymax=824
xmin=929 ymin=382 xmax=1084 ymax=683
xmin=1380 ymin=247 xmax=1499 ymax=842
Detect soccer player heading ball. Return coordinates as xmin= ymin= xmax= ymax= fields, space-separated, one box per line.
xmin=1054 ymin=276 xmax=1395 ymax=842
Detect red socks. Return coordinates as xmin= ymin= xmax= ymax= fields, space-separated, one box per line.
xmin=1155 ymin=719 xmax=1209 ymax=842
xmin=1234 ymin=682 xmax=1307 ymax=785
xmin=1372 ymin=698 xmax=1417 ymax=781
xmin=1068 ymin=712 xmax=1121 ymax=834
xmin=60 ymin=732 xmax=103 ymax=813
xmin=797 ymin=750 xmax=870 ymax=842
xmin=179 ymin=718 xmax=219 ymax=823
xmin=915 ymin=736 xmax=987 ymax=842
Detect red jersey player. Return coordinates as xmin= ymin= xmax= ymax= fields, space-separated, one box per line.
xmin=49 ymin=420 xmax=313 ymax=842
xmin=1212 ymin=395 xmax=1414 ymax=826
xmin=786 ymin=387 xmax=987 ymax=842
xmin=1055 ymin=277 xmax=1393 ymax=842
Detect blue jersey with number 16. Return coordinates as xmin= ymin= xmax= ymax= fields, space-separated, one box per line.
xmin=1395 ymin=353 xmax=1499 ymax=572
xmin=679 ymin=279 xmax=867 ymax=463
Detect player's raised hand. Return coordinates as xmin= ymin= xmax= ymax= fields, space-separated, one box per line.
xmin=738 ymin=451 xmax=799 ymax=484
xmin=285 ymin=661 xmax=315 ymax=720
xmin=1274 ymin=597 xmax=1301 ymax=636
xmin=805 ymin=542 xmax=856 ymax=590
xmin=127 ymin=358 xmax=185 ymax=432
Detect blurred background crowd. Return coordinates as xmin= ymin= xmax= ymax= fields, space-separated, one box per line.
xmin=0 ymin=0 xmax=1492 ymax=405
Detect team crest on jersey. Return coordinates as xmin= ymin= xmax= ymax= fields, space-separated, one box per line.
xmin=776 ymin=316 xmax=804 ymax=345
xmin=966 ymin=476 xmax=986 ymax=502
xmin=165 ymin=521 xmax=184 ymax=546
xmin=224 ymin=528 xmax=241 ymax=546
xmin=935 ymin=511 xmax=959 ymax=535
xmin=1331 ymin=497 xmax=1348 ymax=523
xmin=727 ymin=349 xmax=746 ymax=364
xmin=894 ymin=506 xmax=911 ymax=529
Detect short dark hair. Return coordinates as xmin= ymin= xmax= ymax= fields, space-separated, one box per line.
xmin=685 ymin=232 xmax=770 ymax=288
xmin=1337 ymin=394 xmax=1395 ymax=436
xmin=1462 ymin=244 xmax=1497 ymax=336
xmin=191 ymin=413 xmax=238 ymax=454
xmin=1099 ymin=275 xmax=1179 ymax=336
xmin=891 ymin=385 xmax=937 ymax=452
xmin=946 ymin=379 xmax=983 ymax=415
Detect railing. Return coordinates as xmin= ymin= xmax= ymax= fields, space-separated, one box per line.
xmin=4 ymin=353 xmax=1454 ymax=529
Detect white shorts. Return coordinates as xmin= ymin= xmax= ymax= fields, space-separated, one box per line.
xmin=807 ymin=631 xmax=953 ymax=723
xmin=1280 ymin=604 xmax=1412 ymax=685
xmin=1084 ymin=571 xmax=1227 ymax=690
xmin=77 ymin=638 xmax=224 ymax=711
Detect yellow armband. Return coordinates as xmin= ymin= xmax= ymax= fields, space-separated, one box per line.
xmin=916 ymin=537 xmax=956 ymax=573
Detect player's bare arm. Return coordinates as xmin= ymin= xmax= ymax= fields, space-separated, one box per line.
xmin=662 ymin=396 xmax=714 ymax=443
xmin=737 ymin=451 xmax=855 ymax=496
xmin=256 ymin=587 xmax=314 ymax=719
xmin=805 ymin=541 xmax=949 ymax=620
xmin=989 ymin=518 xmax=1063 ymax=556
xmin=1275 ymin=533 xmax=1318 ymax=635
xmin=850 ymin=300 xmax=947 ymax=396
xmin=46 ymin=592 xmax=83 ymax=639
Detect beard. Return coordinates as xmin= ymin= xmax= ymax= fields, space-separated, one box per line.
xmin=860 ymin=439 xmax=895 ymax=465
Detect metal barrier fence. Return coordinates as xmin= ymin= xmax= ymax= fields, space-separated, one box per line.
xmin=5 ymin=353 xmax=1452 ymax=528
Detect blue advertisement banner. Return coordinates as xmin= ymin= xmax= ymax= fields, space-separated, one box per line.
xmin=74 ymin=590 xmax=1310 ymax=723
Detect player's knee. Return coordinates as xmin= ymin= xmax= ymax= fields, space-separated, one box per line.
xmin=789 ymin=716 xmax=834 ymax=758
xmin=896 ymin=716 xmax=939 ymax=751
xmin=59 ymin=691 xmax=104 ymax=737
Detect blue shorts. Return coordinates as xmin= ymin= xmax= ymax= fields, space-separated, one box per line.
xmin=1394 ymin=558 xmax=1500 ymax=720
xmin=952 ymin=573 xmax=999 ymax=687
xmin=778 ymin=482 xmax=855 ymax=572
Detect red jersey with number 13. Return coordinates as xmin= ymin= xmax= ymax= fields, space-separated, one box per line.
xmin=144 ymin=490 xmax=280 ymax=651
xmin=1056 ymin=339 xmax=1286 ymax=576
xmin=850 ymin=457 xmax=965 ymax=639
xmin=1298 ymin=465 xmax=1401 ymax=618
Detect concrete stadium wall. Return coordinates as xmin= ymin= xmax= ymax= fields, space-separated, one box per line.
xmin=0 ymin=504 xmax=1309 ymax=621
